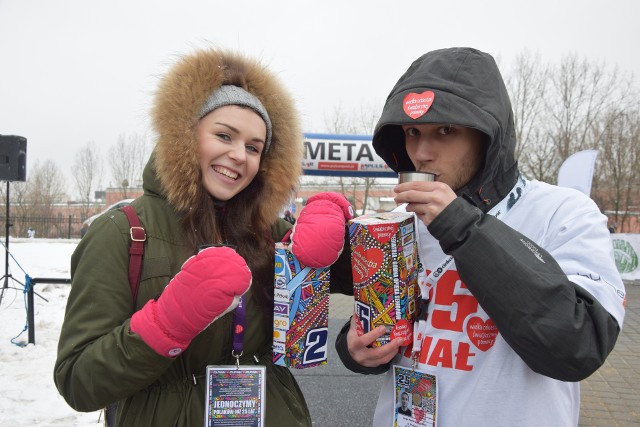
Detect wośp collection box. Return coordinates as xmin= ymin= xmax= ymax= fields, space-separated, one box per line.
xmin=348 ymin=212 xmax=418 ymax=347
xmin=273 ymin=243 xmax=330 ymax=368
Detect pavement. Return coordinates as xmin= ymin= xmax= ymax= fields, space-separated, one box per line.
xmin=292 ymin=282 xmax=640 ymax=427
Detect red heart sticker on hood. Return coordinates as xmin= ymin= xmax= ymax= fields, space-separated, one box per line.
xmin=466 ymin=316 xmax=498 ymax=352
xmin=403 ymin=91 xmax=435 ymax=120
xmin=351 ymin=245 xmax=385 ymax=284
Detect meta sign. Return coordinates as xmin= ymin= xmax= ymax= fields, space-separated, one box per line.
xmin=303 ymin=133 xmax=396 ymax=178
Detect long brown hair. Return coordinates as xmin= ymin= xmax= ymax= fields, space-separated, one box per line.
xmin=181 ymin=170 xmax=275 ymax=309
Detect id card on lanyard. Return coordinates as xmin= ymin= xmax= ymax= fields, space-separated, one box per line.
xmin=393 ymin=365 xmax=437 ymax=427
xmin=204 ymin=296 xmax=267 ymax=427
xmin=204 ymin=365 xmax=266 ymax=427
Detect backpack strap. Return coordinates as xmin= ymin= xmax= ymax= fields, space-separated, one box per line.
xmin=121 ymin=204 xmax=146 ymax=307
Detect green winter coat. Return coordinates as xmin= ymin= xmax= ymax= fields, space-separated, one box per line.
xmin=54 ymin=49 xmax=321 ymax=427
xmin=54 ymin=161 xmax=310 ymax=427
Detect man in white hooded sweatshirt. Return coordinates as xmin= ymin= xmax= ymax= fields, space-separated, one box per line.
xmin=335 ymin=47 xmax=626 ymax=427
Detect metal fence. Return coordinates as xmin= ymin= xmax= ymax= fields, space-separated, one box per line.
xmin=0 ymin=215 xmax=84 ymax=239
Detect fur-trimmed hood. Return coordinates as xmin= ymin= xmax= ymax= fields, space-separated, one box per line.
xmin=145 ymin=48 xmax=303 ymax=224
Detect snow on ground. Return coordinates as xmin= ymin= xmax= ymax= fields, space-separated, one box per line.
xmin=0 ymin=238 xmax=103 ymax=426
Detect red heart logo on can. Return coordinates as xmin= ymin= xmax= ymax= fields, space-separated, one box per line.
xmin=368 ymin=223 xmax=399 ymax=245
xmin=351 ymin=245 xmax=385 ymax=284
xmin=403 ymin=91 xmax=435 ymax=119
xmin=390 ymin=319 xmax=413 ymax=346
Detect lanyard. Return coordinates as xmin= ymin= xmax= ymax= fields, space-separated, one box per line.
xmin=411 ymin=175 xmax=528 ymax=360
xmin=197 ymin=242 xmax=248 ymax=367
xmin=232 ymin=295 xmax=246 ymax=367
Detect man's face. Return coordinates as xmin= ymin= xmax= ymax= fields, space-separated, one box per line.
xmin=403 ymin=123 xmax=486 ymax=191
xmin=401 ymin=393 xmax=409 ymax=409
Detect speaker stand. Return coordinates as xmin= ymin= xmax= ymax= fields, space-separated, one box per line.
xmin=0 ymin=180 xmax=23 ymax=304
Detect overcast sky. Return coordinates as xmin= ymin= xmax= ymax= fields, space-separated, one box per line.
xmin=1 ymin=0 xmax=639 ymax=194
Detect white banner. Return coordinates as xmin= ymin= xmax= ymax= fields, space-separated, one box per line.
xmin=557 ymin=150 xmax=598 ymax=196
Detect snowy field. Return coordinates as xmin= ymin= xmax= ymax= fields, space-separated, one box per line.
xmin=0 ymin=239 xmax=102 ymax=425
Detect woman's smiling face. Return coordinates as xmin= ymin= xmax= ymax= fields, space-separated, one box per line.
xmin=196 ymin=105 xmax=267 ymax=200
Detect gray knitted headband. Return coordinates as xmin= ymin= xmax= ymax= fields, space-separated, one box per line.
xmin=199 ymin=85 xmax=272 ymax=152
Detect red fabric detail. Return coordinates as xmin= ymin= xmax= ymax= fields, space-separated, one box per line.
xmin=121 ymin=204 xmax=145 ymax=307
xmin=281 ymin=228 xmax=292 ymax=243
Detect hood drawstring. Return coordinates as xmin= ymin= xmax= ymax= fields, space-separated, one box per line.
xmin=477 ymin=186 xmax=492 ymax=206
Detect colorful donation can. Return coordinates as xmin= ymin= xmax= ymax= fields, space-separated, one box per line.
xmin=273 ymin=243 xmax=331 ymax=368
xmin=349 ymin=212 xmax=418 ymax=346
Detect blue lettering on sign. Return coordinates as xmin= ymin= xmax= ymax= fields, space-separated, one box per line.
xmin=361 ymin=164 xmax=386 ymax=169
xmin=302 ymin=134 xmax=397 ymax=178
xmin=304 ymin=140 xmax=375 ymax=162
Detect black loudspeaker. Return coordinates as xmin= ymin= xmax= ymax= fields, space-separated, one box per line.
xmin=0 ymin=135 xmax=27 ymax=182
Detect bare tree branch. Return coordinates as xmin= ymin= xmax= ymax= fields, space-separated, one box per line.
xmin=505 ymin=49 xmax=548 ymax=162
xmin=321 ymin=103 xmax=382 ymax=214
xmin=107 ymin=132 xmax=150 ymax=197
xmin=24 ymin=160 xmax=67 ymax=217
xmin=73 ymin=141 xmax=103 ymax=218
xmin=594 ymin=107 xmax=640 ymax=230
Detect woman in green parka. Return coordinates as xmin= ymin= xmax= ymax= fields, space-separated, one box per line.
xmin=54 ymin=48 xmax=353 ymax=427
